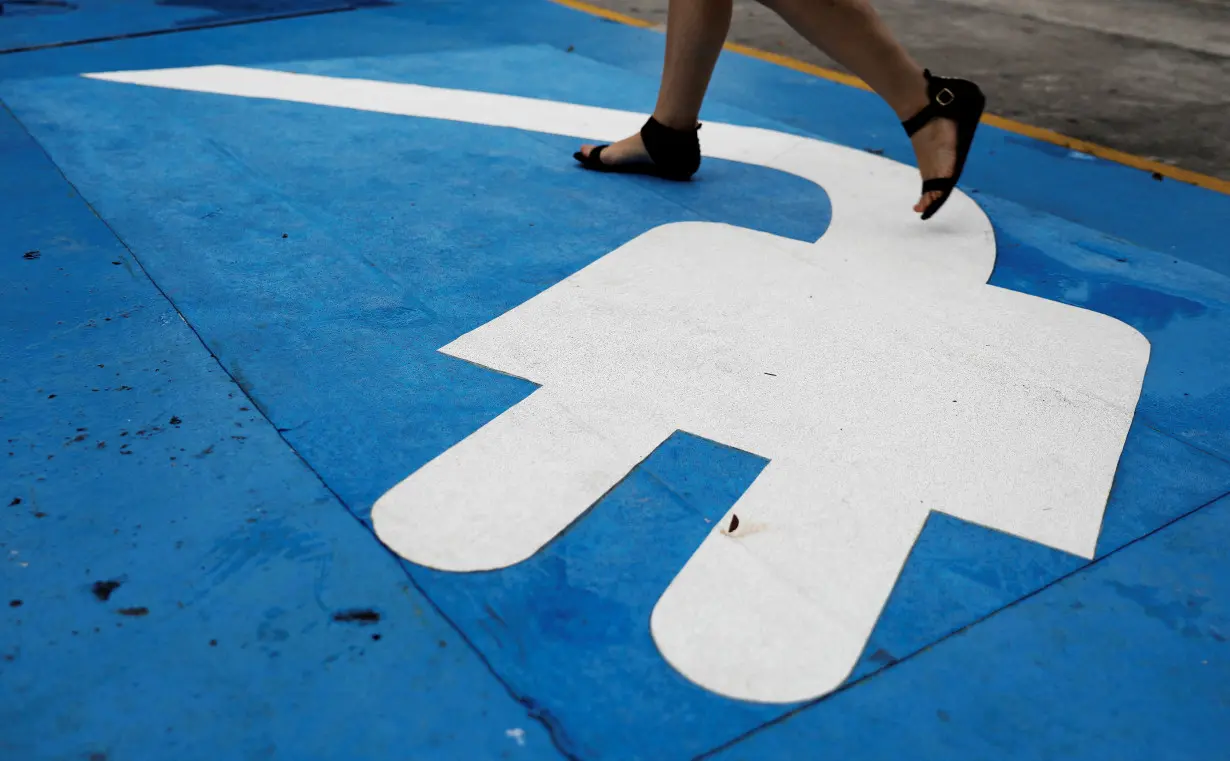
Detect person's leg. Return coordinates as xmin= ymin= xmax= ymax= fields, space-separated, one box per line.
xmin=756 ymin=0 xmax=956 ymax=214
xmin=577 ymin=0 xmax=732 ymax=165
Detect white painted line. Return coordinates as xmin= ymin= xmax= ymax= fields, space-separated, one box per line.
xmin=85 ymin=65 xmax=1150 ymax=703
xmin=83 ymin=65 xmax=992 ymax=265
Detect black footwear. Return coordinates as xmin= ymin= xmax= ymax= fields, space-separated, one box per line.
xmin=901 ymin=69 xmax=986 ymax=220
xmin=573 ymin=116 xmax=701 ymax=181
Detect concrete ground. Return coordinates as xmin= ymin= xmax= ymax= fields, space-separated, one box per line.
xmin=582 ymin=0 xmax=1230 ymax=178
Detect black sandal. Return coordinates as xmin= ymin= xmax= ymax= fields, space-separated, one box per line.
xmin=573 ymin=116 xmax=701 ymax=181
xmin=901 ymin=69 xmax=986 ymax=220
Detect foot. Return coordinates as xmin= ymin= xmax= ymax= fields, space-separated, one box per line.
xmin=908 ymin=116 xmax=958 ymax=216
xmin=576 ymin=132 xmax=654 ymax=169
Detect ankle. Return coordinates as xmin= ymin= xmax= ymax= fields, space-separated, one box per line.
xmin=889 ymin=70 xmax=930 ymax=122
xmin=650 ymin=109 xmax=699 ymax=132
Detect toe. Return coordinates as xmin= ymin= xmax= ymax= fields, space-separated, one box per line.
xmin=915 ymin=190 xmax=942 ymax=215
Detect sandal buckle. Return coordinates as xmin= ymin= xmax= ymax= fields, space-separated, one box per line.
xmin=935 ymin=88 xmax=955 ymax=106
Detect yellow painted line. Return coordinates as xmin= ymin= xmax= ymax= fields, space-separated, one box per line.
xmin=551 ymin=0 xmax=657 ymax=28
xmin=550 ymin=0 xmax=1229 ymax=194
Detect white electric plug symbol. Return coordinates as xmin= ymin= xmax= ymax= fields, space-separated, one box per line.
xmin=89 ymin=66 xmax=1150 ymax=703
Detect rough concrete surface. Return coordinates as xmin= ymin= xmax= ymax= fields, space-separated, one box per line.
xmin=582 ymin=0 xmax=1230 ymax=178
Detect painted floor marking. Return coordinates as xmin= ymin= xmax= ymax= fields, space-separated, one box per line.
xmin=85 ymin=64 xmax=1152 ymax=704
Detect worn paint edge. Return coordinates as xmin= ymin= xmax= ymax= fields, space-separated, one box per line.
xmin=549 ymin=0 xmax=1230 ymax=195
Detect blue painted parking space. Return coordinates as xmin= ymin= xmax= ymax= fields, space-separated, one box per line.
xmin=0 ymin=97 xmax=558 ymax=761
xmin=2 ymin=1 xmax=1228 ymax=759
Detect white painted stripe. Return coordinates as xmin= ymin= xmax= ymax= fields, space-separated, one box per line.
xmin=83 ymin=65 xmax=993 ymax=276
xmin=84 ymin=66 xmax=1150 ymax=703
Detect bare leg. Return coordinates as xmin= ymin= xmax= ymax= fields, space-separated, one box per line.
xmin=577 ymin=0 xmax=732 ymax=165
xmin=578 ymin=0 xmax=963 ymax=215
xmin=757 ymin=0 xmax=955 ymax=213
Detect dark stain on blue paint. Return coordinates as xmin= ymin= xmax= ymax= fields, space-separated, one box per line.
xmin=0 ymin=1 xmax=77 ymax=18
xmin=155 ymin=0 xmax=391 ymax=25
xmin=332 ymin=608 xmax=381 ymax=624
xmin=156 ymin=0 xmax=390 ymax=10
xmin=134 ymin=0 xmax=393 ymax=27
xmin=91 ymin=579 xmax=123 ymax=601
xmin=1106 ymin=581 xmax=1210 ymax=636
xmin=867 ymin=648 xmax=897 ymax=666
xmin=530 ymin=556 xmax=631 ymax=646
xmin=989 ymin=227 xmax=1208 ymax=334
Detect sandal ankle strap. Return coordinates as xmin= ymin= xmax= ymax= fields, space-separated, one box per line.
xmin=640 ymin=116 xmax=702 ymax=180
xmin=902 ymin=69 xmax=965 ymax=137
